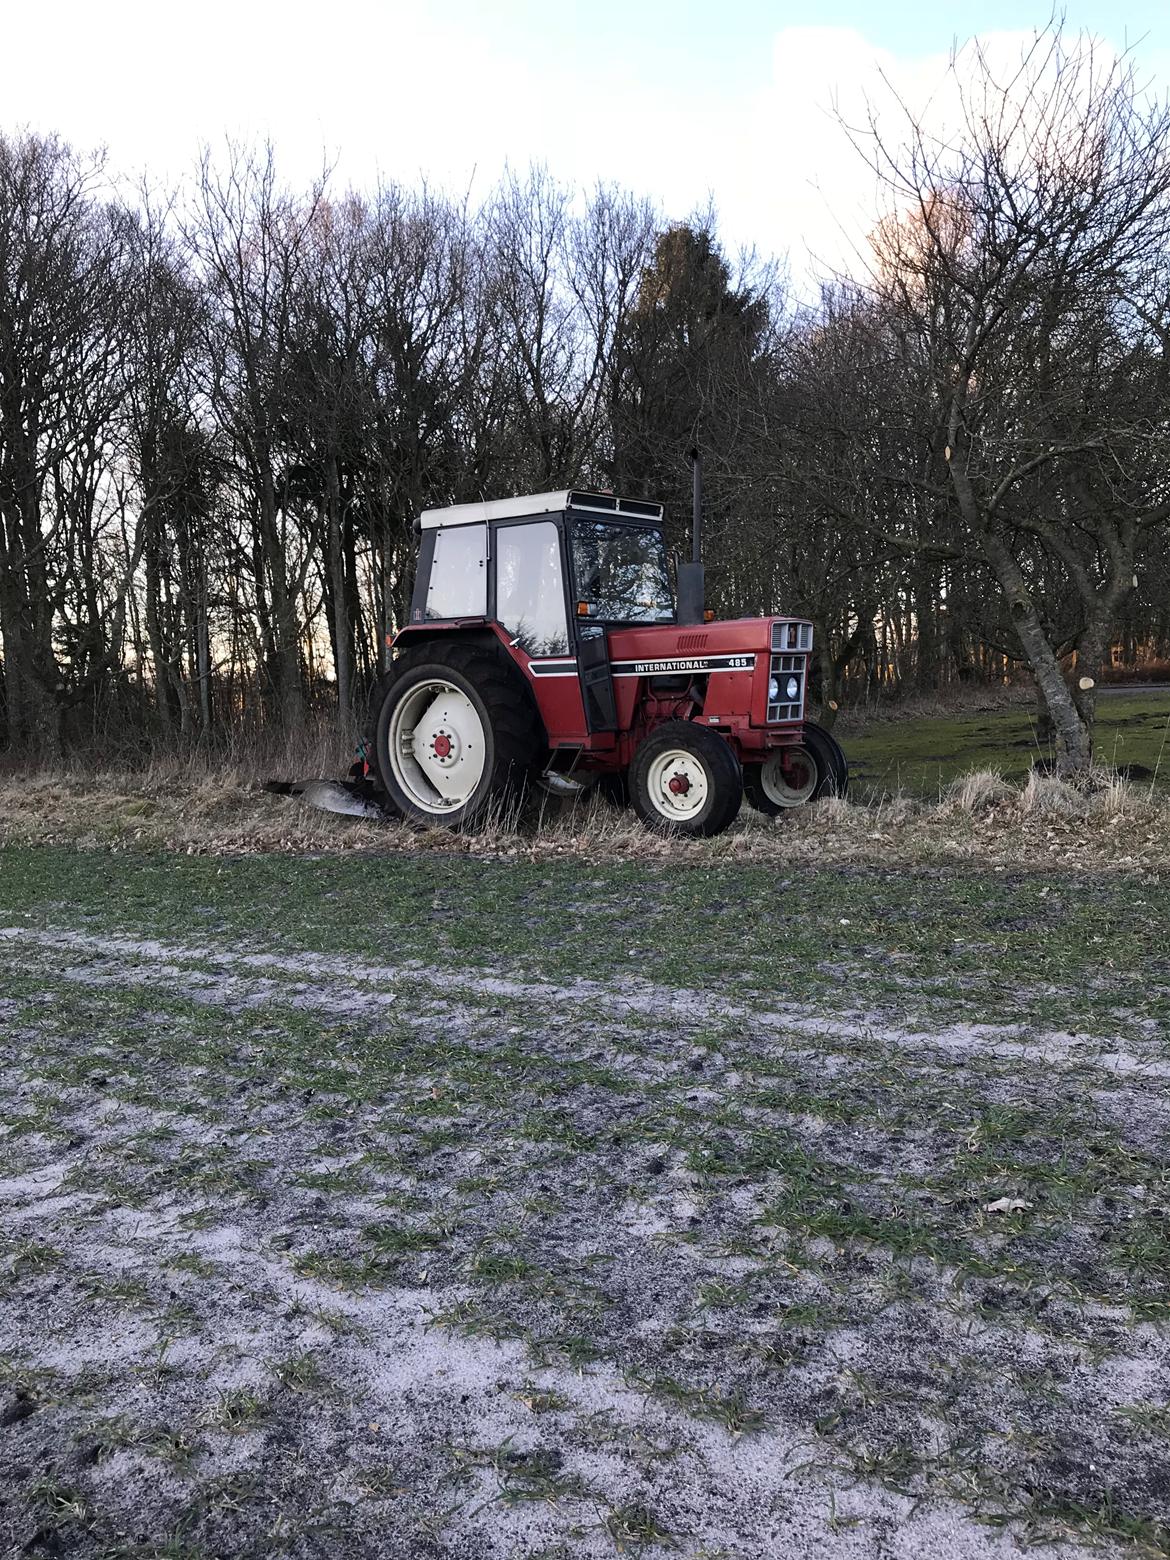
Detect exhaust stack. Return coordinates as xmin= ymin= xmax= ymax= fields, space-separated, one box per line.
xmin=677 ymin=446 xmax=706 ymax=625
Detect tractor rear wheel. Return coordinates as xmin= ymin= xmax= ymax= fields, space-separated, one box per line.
xmin=630 ymin=721 xmax=743 ymax=837
xmin=374 ymin=644 xmax=543 ymax=828
xmin=744 ymin=721 xmax=849 ymax=815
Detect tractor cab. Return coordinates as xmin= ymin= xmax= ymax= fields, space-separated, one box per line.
xmin=375 ymin=489 xmax=847 ymax=835
xmin=408 ymin=489 xmax=675 ymax=642
xmin=407 ymin=491 xmax=677 ymax=744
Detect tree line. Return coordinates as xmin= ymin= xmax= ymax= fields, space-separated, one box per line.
xmin=1 ymin=23 xmax=1168 ymax=772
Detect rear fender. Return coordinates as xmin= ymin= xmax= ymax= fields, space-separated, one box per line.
xmin=389 ymin=621 xmax=505 ymax=657
xmin=369 ymin=622 xmax=541 ymax=743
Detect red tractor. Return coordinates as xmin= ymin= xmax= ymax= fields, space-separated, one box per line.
xmin=365 ymin=482 xmax=846 ymax=837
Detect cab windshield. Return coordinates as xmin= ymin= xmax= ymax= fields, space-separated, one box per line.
xmin=569 ymin=520 xmax=675 ymax=624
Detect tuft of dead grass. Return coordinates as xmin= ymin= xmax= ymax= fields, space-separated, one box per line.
xmin=0 ymin=763 xmax=1166 ymax=873
xmin=1019 ymin=772 xmax=1091 ymax=818
xmin=1093 ymin=774 xmax=1149 ymax=817
xmin=943 ymin=768 xmax=1016 ymax=813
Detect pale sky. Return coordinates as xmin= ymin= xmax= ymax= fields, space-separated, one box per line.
xmin=5 ymin=0 xmax=1169 ymax=296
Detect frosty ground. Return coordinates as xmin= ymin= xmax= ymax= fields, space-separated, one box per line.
xmin=1 ymin=843 xmax=1168 ymax=1559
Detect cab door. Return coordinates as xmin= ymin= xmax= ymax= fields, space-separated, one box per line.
xmin=576 ymin=622 xmax=617 ymax=733
xmin=493 ymin=517 xmax=588 ymax=742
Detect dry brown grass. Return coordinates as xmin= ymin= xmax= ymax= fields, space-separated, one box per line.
xmin=0 ymin=763 xmax=1166 ymax=873
xmin=942 ymin=767 xmax=1017 ymax=812
xmin=1019 ymin=770 xmax=1091 ymax=818
xmin=0 ymin=712 xmax=360 ymax=789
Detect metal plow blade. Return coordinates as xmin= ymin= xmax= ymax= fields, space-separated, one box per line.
xmin=262 ymin=779 xmax=394 ymax=821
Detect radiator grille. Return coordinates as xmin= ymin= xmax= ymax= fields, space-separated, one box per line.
xmin=767 ymin=652 xmax=807 ymax=723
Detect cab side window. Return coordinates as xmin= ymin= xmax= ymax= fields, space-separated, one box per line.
xmin=426 ymin=524 xmax=487 ymax=619
xmin=495 ymin=522 xmax=569 ymax=656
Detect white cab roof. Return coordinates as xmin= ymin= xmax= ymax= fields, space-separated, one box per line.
xmin=418 ymin=490 xmax=664 ymax=529
xmin=419 ymin=492 xmax=569 ymax=529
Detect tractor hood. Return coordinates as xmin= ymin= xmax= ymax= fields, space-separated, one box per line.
xmin=605 ymin=615 xmax=813 ymax=671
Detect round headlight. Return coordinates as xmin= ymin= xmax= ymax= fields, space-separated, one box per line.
xmin=786 ymin=675 xmax=800 ymax=700
xmin=768 ymin=676 xmax=780 ymax=701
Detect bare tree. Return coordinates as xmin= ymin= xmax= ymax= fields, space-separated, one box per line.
xmin=186 ymin=142 xmax=327 ymax=732
xmin=0 ymin=132 xmax=135 ymax=756
xmin=850 ymin=25 xmax=1170 ymax=769
xmin=122 ymin=193 xmax=219 ymax=742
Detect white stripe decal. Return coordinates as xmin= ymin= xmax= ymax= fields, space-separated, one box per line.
xmin=527 ymin=653 xmax=760 ymax=679
xmin=611 ymin=654 xmax=757 ymax=677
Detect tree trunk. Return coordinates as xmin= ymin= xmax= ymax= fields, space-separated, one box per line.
xmin=325 ymin=456 xmax=351 ymax=732
xmin=915 ymin=561 xmax=938 ymax=691
xmin=143 ymin=540 xmax=176 ymax=745
xmin=0 ymin=513 xmax=63 ymax=761
xmin=982 ymin=532 xmax=1091 ymax=773
xmin=1071 ymin=570 xmax=1134 ymax=735
xmin=257 ymin=462 xmax=304 ymax=732
xmin=814 ymin=619 xmax=838 ymax=728
xmin=196 ymin=557 xmax=212 ymax=736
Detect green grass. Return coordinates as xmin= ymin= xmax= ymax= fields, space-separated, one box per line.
xmin=199 ymin=1389 xmax=267 ymax=1433
xmin=0 ymin=845 xmax=1166 ymax=1033
xmin=845 ymin=688 xmax=1170 ymax=796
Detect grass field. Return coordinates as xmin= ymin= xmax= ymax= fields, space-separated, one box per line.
xmin=2 ymin=843 xmax=1168 ymax=1558
xmin=845 ymin=688 xmax=1170 ymax=798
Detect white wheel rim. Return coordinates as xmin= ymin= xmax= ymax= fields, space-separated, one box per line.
xmin=646 ymin=749 xmax=709 ymax=820
xmin=760 ymin=745 xmax=818 ymax=807
xmin=387 ymin=679 xmax=487 ymax=815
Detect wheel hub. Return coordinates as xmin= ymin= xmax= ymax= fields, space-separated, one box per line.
xmin=781 ymin=752 xmax=811 ymax=785
xmin=647 ymin=749 xmax=708 ymax=818
xmin=760 ymin=744 xmax=818 ymax=807
xmin=431 ymin=729 xmax=455 ymax=763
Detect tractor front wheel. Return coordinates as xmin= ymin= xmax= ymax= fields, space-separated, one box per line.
xmin=374 ymin=645 xmax=542 ymax=828
xmin=744 ymin=722 xmax=849 ymax=815
xmin=630 ymin=721 xmax=743 ymax=837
